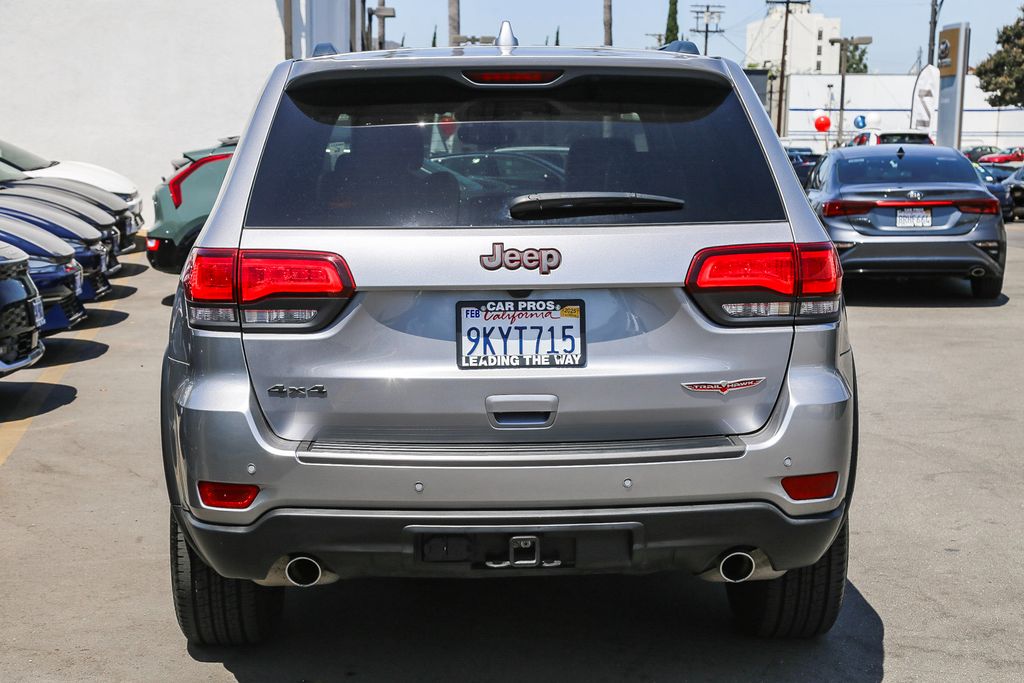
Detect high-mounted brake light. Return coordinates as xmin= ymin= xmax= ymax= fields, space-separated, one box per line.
xmin=686 ymin=243 xmax=842 ymax=326
xmin=198 ymin=481 xmax=260 ymax=509
xmin=168 ymin=153 xmax=233 ymax=208
xmin=781 ymin=472 xmax=839 ymax=501
xmin=181 ymin=248 xmax=356 ymax=331
xmin=462 ymin=70 xmax=563 ymax=84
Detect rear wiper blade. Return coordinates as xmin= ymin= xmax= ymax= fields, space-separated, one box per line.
xmin=508 ymin=192 xmax=685 ymax=220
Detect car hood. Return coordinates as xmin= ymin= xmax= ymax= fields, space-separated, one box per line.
xmin=0 ymin=216 xmax=76 ymax=258
xmin=24 ymin=160 xmax=137 ymax=195
xmin=11 ymin=177 xmax=129 ymax=214
xmin=0 ymin=239 xmax=29 ymax=263
xmin=0 ymin=196 xmax=103 ymax=242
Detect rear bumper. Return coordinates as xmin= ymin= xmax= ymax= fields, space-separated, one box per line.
xmin=836 ymin=240 xmax=1004 ymax=277
xmin=175 ymin=500 xmax=846 ymax=582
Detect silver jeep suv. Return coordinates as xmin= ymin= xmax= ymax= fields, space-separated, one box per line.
xmin=162 ymin=28 xmax=857 ymax=645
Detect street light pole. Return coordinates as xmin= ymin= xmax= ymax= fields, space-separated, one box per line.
xmin=829 ymin=35 xmax=872 ymax=147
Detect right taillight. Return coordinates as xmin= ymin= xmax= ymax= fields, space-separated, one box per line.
xmin=181 ymin=248 xmax=356 ymax=331
xmin=686 ymin=243 xmax=842 ymax=326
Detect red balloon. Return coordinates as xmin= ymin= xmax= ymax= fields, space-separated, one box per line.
xmin=438 ymin=114 xmax=458 ymax=139
xmin=814 ymin=115 xmax=831 ymax=132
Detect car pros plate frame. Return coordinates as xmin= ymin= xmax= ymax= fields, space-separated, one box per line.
xmin=456 ymin=298 xmax=587 ymax=370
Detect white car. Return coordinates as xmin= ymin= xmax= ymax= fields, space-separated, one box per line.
xmin=845 ymin=129 xmax=933 ymax=146
xmin=0 ymin=138 xmax=141 ymax=216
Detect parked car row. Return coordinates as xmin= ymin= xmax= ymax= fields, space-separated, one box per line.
xmin=0 ymin=138 xmax=141 ymax=378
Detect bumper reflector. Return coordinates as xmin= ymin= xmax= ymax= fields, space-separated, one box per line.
xmin=198 ymin=481 xmax=260 ymax=509
xmin=781 ymin=472 xmax=839 ymax=500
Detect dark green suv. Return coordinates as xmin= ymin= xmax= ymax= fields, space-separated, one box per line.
xmin=146 ymin=137 xmax=236 ymax=272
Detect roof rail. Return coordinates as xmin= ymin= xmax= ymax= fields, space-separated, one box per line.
xmin=659 ymin=40 xmax=701 ymax=55
xmin=311 ymin=42 xmax=337 ymax=57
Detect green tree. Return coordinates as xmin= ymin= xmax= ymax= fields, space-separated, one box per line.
xmin=431 ymin=25 xmax=437 ymax=48
xmin=976 ymin=5 xmax=1024 ymax=107
xmin=555 ymin=26 xmax=560 ymax=46
xmin=846 ymin=44 xmax=868 ymax=73
xmin=665 ymin=0 xmax=679 ymax=44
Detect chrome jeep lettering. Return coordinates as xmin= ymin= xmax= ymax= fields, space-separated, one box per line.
xmin=480 ymin=243 xmax=562 ymax=275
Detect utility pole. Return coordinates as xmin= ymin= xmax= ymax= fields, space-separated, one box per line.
xmin=766 ymin=1 xmax=809 ymax=136
xmin=282 ymin=0 xmax=293 ymax=58
xmin=604 ymin=0 xmax=613 ymax=46
xmin=829 ymin=35 xmax=873 ymax=146
xmin=448 ymin=0 xmax=460 ymax=47
xmin=690 ymin=5 xmax=725 ymax=56
xmin=927 ymin=0 xmax=945 ymax=65
xmin=366 ymin=2 xmax=396 ymax=50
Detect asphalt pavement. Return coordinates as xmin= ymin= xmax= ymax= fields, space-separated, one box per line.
xmin=2 ymin=231 xmax=1023 ymax=682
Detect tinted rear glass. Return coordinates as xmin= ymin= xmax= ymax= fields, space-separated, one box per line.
xmin=836 ymin=153 xmax=980 ymax=185
xmin=246 ymin=75 xmax=785 ymax=227
xmin=877 ymin=133 xmax=931 ymax=145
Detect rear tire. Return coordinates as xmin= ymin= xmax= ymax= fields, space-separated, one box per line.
xmin=170 ymin=510 xmax=282 ymax=645
xmin=971 ymin=275 xmax=1003 ymax=300
xmin=726 ymin=518 xmax=848 ymax=638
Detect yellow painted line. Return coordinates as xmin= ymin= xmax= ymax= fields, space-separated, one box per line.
xmin=0 ymin=297 xmax=119 ymax=466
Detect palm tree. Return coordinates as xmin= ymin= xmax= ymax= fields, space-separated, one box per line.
xmin=603 ymin=0 xmax=612 ymax=46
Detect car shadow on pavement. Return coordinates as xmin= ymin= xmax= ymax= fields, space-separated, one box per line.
xmin=30 ymin=339 xmax=108 ymax=369
xmin=161 ymin=294 xmax=175 ymax=307
xmin=111 ymin=262 xmax=149 ymax=278
xmin=189 ymin=575 xmax=884 ymax=682
xmin=0 ymin=381 xmax=76 ymax=422
xmin=99 ymin=284 xmax=138 ymax=302
xmin=844 ymin=277 xmax=1008 ymax=308
xmin=72 ymin=309 xmax=128 ymax=331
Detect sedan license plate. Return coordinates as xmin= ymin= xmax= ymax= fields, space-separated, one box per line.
xmin=30 ymin=297 xmax=45 ymax=326
xmin=896 ymin=207 xmax=932 ymax=228
xmin=74 ymin=269 xmax=84 ymax=296
xmin=457 ymin=299 xmax=586 ymax=369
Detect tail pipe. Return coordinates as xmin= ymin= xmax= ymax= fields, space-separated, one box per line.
xmin=285 ymin=556 xmax=323 ymax=587
xmin=718 ymin=551 xmax=756 ymax=583
xmin=969 ymin=267 xmax=987 ymax=278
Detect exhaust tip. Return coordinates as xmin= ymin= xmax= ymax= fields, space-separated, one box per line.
xmin=719 ymin=551 xmax=756 ymax=583
xmin=285 ymin=556 xmax=322 ymax=587
xmin=970 ymin=267 xmax=987 ymax=278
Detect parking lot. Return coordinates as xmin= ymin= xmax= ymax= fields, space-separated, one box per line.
xmin=0 ymin=226 xmax=1020 ymax=682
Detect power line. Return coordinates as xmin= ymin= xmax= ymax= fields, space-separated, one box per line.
xmin=690 ymin=4 xmax=725 ymax=55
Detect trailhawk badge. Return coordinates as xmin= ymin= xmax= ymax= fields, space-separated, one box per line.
xmin=682 ymin=377 xmax=766 ymax=394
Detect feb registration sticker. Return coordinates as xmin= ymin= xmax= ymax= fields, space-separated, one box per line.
xmin=456 ymin=299 xmax=586 ymax=369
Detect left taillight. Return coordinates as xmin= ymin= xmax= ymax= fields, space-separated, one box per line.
xmin=685 ymin=242 xmax=842 ymax=326
xmin=167 ymin=153 xmax=233 ymax=208
xmin=181 ymin=248 xmax=356 ymax=331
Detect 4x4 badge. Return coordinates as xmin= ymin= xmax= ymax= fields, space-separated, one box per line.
xmin=682 ymin=378 xmax=765 ymax=394
xmin=480 ymin=242 xmax=561 ymax=275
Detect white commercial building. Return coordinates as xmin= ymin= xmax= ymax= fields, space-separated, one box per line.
xmin=782 ymin=73 xmax=1024 ymax=153
xmin=745 ymin=4 xmax=841 ymax=74
xmin=0 ymin=0 xmax=362 ymax=224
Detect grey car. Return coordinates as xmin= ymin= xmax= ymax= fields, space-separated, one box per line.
xmin=806 ymin=144 xmax=1006 ymax=299
xmin=161 ymin=26 xmax=857 ymax=645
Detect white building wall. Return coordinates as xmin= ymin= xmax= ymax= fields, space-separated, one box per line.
xmin=0 ymin=0 xmax=355 ymax=225
xmin=783 ymin=74 xmax=1024 ymax=152
xmin=745 ymin=5 xmax=840 ymax=74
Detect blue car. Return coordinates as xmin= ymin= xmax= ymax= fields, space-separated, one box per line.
xmin=0 ymin=197 xmax=110 ymax=301
xmin=973 ymin=163 xmax=1014 ymax=221
xmin=0 ymin=240 xmax=45 ymax=376
xmin=0 ymin=217 xmax=86 ymax=334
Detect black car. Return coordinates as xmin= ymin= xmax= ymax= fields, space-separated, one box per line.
xmin=999 ymin=165 xmax=1024 ymax=220
xmin=788 ymin=150 xmax=821 ymax=187
xmin=0 ymin=240 xmax=45 ymax=377
xmin=962 ymin=146 xmax=1000 ymax=163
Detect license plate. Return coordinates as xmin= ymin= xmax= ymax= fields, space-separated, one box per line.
xmin=457 ymin=299 xmax=586 ymax=369
xmin=30 ymin=297 xmax=45 ymax=325
xmin=896 ymin=207 xmax=932 ymax=228
xmin=74 ymin=269 xmax=84 ymax=295
xmin=100 ymin=253 xmax=109 ymax=271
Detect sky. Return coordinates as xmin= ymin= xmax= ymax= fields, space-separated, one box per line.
xmin=380 ymin=0 xmax=1017 ymax=73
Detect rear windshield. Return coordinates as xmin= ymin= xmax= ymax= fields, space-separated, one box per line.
xmin=245 ymin=75 xmax=785 ymax=227
xmin=836 ymin=153 xmax=980 ymax=185
xmin=877 ymin=133 xmax=931 ymax=145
